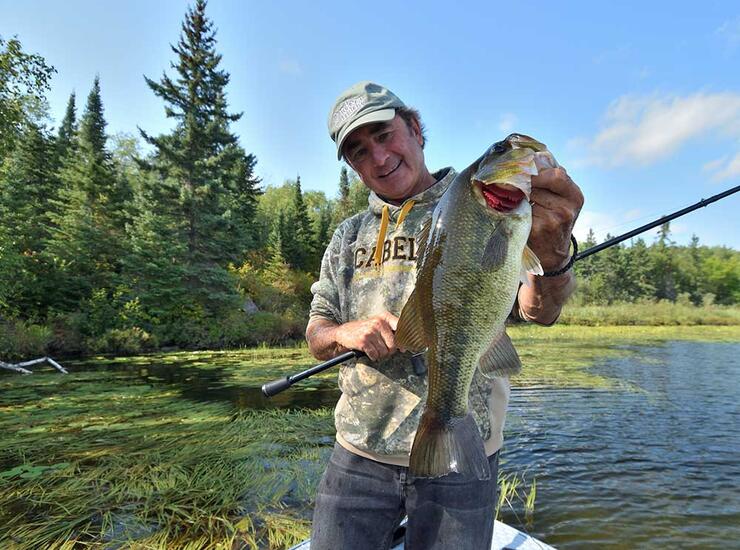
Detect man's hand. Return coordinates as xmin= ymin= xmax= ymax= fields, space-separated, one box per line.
xmin=334 ymin=312 xmax=399 ymax=361
xmin=306 ymin=312 xmax=399 ymax=362
xmin=516 ymin=165 xmax=583 ymax=325
xmin=529 ymin=166 xmax=584 ymax=271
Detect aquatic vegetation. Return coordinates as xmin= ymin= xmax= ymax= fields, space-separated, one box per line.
xmin=0 ymin=371 xmax=333 ymax=548
xmin=1 ymin=325 xmax=737 ymax=548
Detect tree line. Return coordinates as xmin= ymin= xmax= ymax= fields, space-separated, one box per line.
xmin=0 ymin=2 xmax=737 ymax=359
xmin=573 ymin=225 xmax=738 ymax=307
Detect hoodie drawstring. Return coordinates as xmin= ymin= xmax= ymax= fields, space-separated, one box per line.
xmin=373 ymin=200 xmax=416 ymax=268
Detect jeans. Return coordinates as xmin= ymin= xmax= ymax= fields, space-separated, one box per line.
xmin=310 ymin=443 xmax=499 ymax=550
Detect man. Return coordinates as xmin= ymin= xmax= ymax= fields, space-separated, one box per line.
xmin=307 ymin=81 xmax=583 ymax=549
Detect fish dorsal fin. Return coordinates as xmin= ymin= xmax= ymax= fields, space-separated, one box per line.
xmin=414 ymin=216 xmax=433 ymax=267
xmin=519 ymin=245 xmax=543 ymax=285
xmin=478 ymin=331 xmax=521 ymax=378
xmin=395 ymin=288 xmax=431 ymax=353
xmin=482 ymin=223 xmax=508 ymax=270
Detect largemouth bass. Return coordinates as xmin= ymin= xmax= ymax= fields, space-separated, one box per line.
xmin=395 ymin=134 xmax=556 ymax=479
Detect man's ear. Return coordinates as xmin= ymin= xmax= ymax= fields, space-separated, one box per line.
xmin=409 ymin=117 xmax=423 ymax=146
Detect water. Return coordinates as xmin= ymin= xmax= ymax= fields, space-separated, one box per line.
xmin=49 ymin=341 xmax=740 ymax=548
xmin=502 ymin=341 xmax=740 ymax=549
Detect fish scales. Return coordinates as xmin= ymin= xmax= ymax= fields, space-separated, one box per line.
xmin=396 ymin=134 xmax=552 ymax=479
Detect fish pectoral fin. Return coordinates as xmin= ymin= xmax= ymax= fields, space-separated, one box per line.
xmin=481 ymin=223 xmax=508 ymax=270
xmin=478 ymin=331 xmax=521 ymax=378
xmin=519 ymin=245 xmax=543 ymax=285
xmin=395 ymin=289 xmax=431 ymax=353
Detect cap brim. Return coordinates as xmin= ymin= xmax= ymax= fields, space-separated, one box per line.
xmin=336 ymin=108 xmax=397 ymax=160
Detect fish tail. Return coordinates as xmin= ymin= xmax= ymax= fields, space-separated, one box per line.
xmin=409 ymin=410 xmax=490 ymax=480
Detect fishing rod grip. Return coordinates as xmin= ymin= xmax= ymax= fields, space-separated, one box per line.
xmin=261 ymin=350 xmax=365 ymax=397
xmin=261 ymin=376 xmax=293 ymax=397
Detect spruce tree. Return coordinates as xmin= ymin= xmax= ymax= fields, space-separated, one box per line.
xmin=292 ymin=175 xmax=315 ymax=271
xmin=334 ymin=166 xmax=352 ymax=224
xmin=0 ymin=120 xmax=56 ymax=318
xmin=138 ymin=0 xmax=259 ymax=319
xmin=55 ymin=92 xmax=77 ymax=163
xmin=47 ymin=77 xmax=125 ymax=315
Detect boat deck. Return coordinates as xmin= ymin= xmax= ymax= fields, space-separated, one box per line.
xmin=290 ymin=518 xmax=554 ymax=550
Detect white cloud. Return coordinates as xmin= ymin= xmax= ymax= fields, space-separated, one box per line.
xmin=498 ymin=113 xmax=518 ymax=134
xmin=580 ymin=92 xmax=740 ymax=167
xmin=705 ymin=151 xmax=740 ymax=181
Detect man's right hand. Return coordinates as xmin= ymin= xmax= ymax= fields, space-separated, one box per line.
xmin=306 ymin=312 xmax=400 ymax=362
xmin=334 ymin=312 xmax=399 ymax=362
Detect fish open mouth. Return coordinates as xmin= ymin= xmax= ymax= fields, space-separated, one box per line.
xmin=479 ymin=183 xmax=526 ymax=212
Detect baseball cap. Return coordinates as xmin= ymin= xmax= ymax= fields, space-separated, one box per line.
xmin=328 ymin=81 xmax=406 ymax=160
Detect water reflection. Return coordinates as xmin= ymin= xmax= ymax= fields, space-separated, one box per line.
xmin=68 ymin=358 xmax=340 ymax=410
xmin=502 ymin=341 xmax=740 ymax=548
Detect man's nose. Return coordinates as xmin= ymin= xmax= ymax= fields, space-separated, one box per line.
xmin=369 ymin=142 xmax=389 ymax=166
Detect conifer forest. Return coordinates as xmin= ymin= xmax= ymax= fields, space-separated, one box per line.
xmin=1 ymin=2 xmax=738 ymax=361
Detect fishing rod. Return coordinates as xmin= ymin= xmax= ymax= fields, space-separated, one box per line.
xmin=574 ymin=183 xmax=740 ymax=262
xmin=262 ymin=183 xmax=740 ymax=397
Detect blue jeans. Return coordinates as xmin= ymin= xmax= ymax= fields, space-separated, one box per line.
xmin=310 ymin=443 xmax=499 ymax=550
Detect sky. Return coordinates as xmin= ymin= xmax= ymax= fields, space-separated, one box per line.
xmin=2 ymin=0 xmax=739 ymax=248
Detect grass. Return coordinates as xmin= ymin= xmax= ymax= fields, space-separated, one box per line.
xmin=559 ymin=302 xmax=740 ymax=326
xmin=2 ymin=324 xmax=739 ymax=548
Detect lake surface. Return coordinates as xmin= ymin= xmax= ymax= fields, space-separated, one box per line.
xmin=502 ymin=341 xmax=740 ymax=549
xmin=53 ymin=340 xmax=740 ymax=548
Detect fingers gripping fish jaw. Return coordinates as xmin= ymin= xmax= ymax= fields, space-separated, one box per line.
xmin=472 ymin=133 xmax=557 ymax=213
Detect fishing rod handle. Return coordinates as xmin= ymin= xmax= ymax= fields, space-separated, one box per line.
xmin=261 ymin=349 xmax=365 ymax=397
xmin=261 ymin=376 xmax=293 ymax=397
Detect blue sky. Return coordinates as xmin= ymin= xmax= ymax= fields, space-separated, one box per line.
xmin=2 ymin=0 xmax=739 ymax=248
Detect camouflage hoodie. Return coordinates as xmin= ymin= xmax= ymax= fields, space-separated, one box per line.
xmin=310 ymin=168 xmax=510 ymax=465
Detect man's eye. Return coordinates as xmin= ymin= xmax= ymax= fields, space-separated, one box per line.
xmin=378 ymin=131 xmax=392 ymax=143
xmin=350 ymin=149 xmax=366 ymax=162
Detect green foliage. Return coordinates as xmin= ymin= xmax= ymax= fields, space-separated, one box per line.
xmin=92 ymin=327 xmax=159 ymax=355
xmin=0 ymin=319 xmax=52 ymax=360
xmin=0 ymin=119 xmax=58 ymax=317
xmin=0 ymin=35 xmax=56 ymax=159
xmin=218 ymin=311 xmax=305 ymax=347
xmin=574 ymin=225 xmax=739 ymax=307
xmin=560 ymin=300 xmax=740 ymax=326
xmin=137 ymin=0 xmax=259 ymax=321
xmin=55 ymin=91 xmax=77 ymax=161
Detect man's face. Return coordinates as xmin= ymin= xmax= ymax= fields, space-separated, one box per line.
xmin=342 ymin=114 xmax=429 ymax=202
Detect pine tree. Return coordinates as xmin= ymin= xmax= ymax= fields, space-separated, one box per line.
xmin=315 ymin=206 xmax=332 ymax=260
xmin=55 ymin=92 xmax=77 ymax=163
xmin=46 ymin=77 xmax=126 ymax=314
xmin=333 ymin=166 xmax=352 ymax=224
xmin=0 ymin=120 xmax=57 ymax=317
xmin=291 ymin=175 xmax=315 ymax=271
xmin=137 ymin=0 xmax=259 ymax=319
xmin=650 ymin=222 xmax=677 ymax=301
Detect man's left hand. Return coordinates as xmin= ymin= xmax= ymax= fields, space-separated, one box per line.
xmin=529 ymin=166 xmax=584 ymax=271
